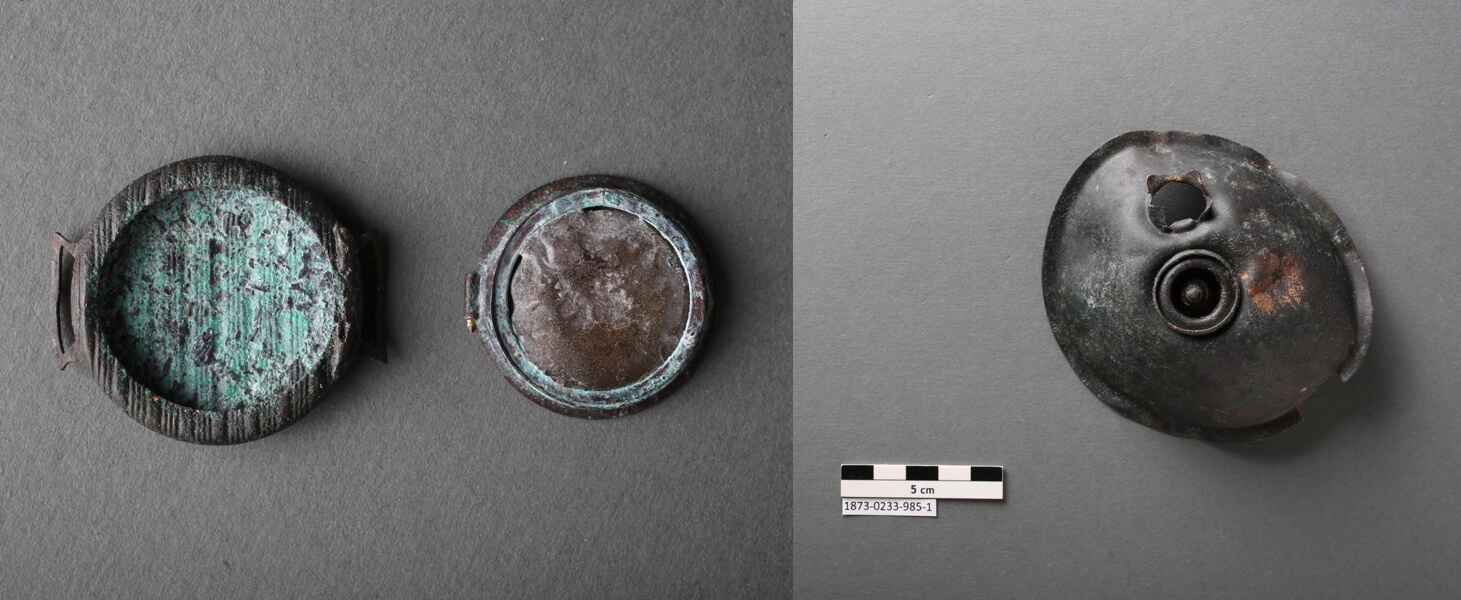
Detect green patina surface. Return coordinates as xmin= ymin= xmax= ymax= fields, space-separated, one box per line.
xmin=94 ymin=187 xmax=344 ymax=411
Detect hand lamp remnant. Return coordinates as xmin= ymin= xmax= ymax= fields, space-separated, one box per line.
xmin=1042 ymin=131 xmax=1371 ymax=442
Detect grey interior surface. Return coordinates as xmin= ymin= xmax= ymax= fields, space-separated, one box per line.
xmin=1 ymin=2 xmax=789 ymax=597
xmin=795 ymin=2 xmax=1461 ymax=598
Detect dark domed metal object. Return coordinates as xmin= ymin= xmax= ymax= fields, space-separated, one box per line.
xmin=53 ymin=156 xmax=385 ymax=444
xmin=1042 ymin=131 xmax=1372 ymax=442
xmin=465 ymin=176 xmax=711 ymax=419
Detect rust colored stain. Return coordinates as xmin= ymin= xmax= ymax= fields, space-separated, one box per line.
xmin=1246 ymin=251 xmax=1305 ymax=314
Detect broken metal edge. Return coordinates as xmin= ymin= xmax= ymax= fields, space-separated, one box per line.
xmin=1042 ymin=131 xmax=1367 ymax=442
xmin=58 ymin=155 xmax=379 ymax=445
xmin=467 ymin=175 xmax=713 ymax=419
xmin=1271 ymin=168 xmax=1372 ymax=382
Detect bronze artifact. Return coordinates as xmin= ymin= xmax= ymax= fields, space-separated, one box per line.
xmin=465 ymin=176 xmax=711 ymax=418
xmin=53 ymin=156 xmax=385 ymax=444
xmin=1042 ymin=131 xmax=1371 ymax=442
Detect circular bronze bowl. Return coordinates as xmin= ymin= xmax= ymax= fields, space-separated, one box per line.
xmin=466 ymin=176 xmax=712 ymax=418
xmin=53 ymin=156 xmax=384 ymax=444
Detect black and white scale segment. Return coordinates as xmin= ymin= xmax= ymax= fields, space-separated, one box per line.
xmin=840 ymin=464 xmax=1004 ymax=500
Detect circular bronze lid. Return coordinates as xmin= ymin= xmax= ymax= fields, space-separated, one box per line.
xmin=53 ymin=156 xmax=384 ymax=444
xmin=1042 ymin=131 xmax=1372 ymax=442
xmin=467 ymin=176 xmax=712 ymax=418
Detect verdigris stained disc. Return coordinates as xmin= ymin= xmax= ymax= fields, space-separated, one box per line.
xmin=466 ymin=176 xmax=711 ymax=419
xmin=53 ymin=156 xmax=385 ymax=444
xmin=1041 ymin=131 xmax=1372 ymax=442
xmin=97 ymin=188 xmax=345 ymax=411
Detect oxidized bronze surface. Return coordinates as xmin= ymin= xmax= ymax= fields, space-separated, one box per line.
xmin=467 ymin=175 xmax=711 ymax=418
xmin=53 ymin=156 xmax=386 ymax=444
xmin=511 ymin=209 xmax=689 ymax=390
xmin=1042 ymin=131 xmax=1372 ymax=442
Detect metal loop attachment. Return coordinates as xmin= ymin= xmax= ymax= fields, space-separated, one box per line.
xmin=52 ymin=233 xmax=77 ymax=370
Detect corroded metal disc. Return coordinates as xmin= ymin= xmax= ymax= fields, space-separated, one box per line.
xmin=467 ymin=176 xmax=711 ymax=418
xmin=1042 ymin=131 xmax=1372 ymax=442
xmin=511 ymin=209 xmax=690 ymax=391
xmin=53 ymin=156 xmax=385 ymax=444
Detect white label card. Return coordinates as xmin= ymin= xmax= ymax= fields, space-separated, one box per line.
xmin=841 ymin=498 xmax=937 ymax=517
xmin=839 ymin=464 xmax=1005 ymax=500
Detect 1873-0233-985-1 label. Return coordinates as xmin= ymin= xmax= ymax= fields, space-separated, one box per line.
xmin=840 ymin=464 xmax=1005 ymax=517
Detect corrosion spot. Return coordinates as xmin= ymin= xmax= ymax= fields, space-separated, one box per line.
xmin=1245 ymin=251 xmax=1305 ymax=314
xmin=509 ymin=209 xmax=688 ymax=390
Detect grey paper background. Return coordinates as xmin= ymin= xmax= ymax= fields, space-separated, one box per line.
xmin=0 ymin=1 xmax=789 ymax=597
xmin=795 ymin=1 xmax=1461 ymax=598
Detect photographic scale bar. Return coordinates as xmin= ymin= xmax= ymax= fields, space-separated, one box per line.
xmin=840 ymin=464 xmax=1004 ymax=500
